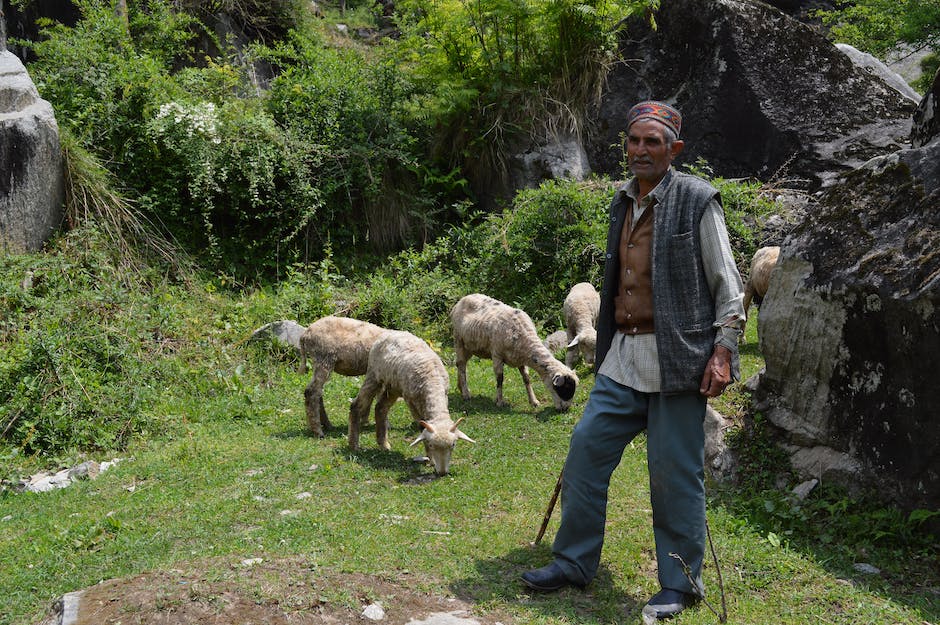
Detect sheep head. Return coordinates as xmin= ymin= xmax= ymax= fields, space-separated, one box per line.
xmin=546 ymin=370 xmax=579 ymax=411
xmin=409 ymin=418 xmax=475 ymax=475
xmin=567 ymin=328 xmax=597 ymax=366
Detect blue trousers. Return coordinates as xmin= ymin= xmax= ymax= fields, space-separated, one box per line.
xmin=552 ymin=374 xmax=707 ymax=594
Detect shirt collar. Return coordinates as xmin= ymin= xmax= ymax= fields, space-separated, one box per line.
xmin=623 ymin=167 xmax=674 ymax=205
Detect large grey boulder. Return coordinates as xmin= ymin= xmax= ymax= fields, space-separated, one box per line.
xmin=0 ymin=50 xmax=64 ymax=253
xmin=509 ymin=132 xmax=592 ymax=192
xmin=249 ymin=319 xmax=305 ymax=352
xmin=836 ymin=43 xmax=921 ymax=104
xmin=588 ymin=0 xmax=918 ymax=189
xmin=753 ymin=136 xmax=940 ymax=510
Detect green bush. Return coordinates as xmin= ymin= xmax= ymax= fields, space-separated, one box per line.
xmin=342 ymin=171 xmax=778 ymax=341
xmin=0 ymin=229 xmax=166 ymax=456
xmin=140 ymin=96 xmax=322 ymax=277
xmin=341 ymin=178 xmax=613 ymax=339
xmin=262 ymin=33 xmax=464 ymax=257
xmin=681 ymin=160 xmax=777 ymax=272
xmin=461 ymin=179 xmax=612 ymax=325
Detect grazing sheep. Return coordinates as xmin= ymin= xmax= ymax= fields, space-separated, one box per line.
xmin=299 ymin=316 xmax=390 ymax=437
xmin=543 ymin=330 xmax=569 ymax=356
xmin=563 ymin=282 xmax=600 ymax=367
xmin=742 ymin=246 xmax=781 ymax=318
xmin=451 ymin=294 xmax=579 ymax=411
xmin=348 ymin=330 xmax=474 ymax=475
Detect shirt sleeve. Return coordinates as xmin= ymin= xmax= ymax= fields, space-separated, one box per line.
xmin=699 ymin=198 xmax=746 ymax=350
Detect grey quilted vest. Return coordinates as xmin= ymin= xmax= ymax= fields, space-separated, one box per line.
xmin=596 ymin=169 xmax=739 ymax=393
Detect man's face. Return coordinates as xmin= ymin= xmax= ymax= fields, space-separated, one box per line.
xmin=626 ymin=119 xmax=684 ymax=185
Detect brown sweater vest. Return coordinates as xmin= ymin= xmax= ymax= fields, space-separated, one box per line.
xmin=614 ymin=204 xmax=654 ymax=334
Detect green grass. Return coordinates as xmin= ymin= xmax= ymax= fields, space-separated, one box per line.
xmin=0 ymin=257 xmax=937 ymax=625
xmin=2 ymin=334 xmax=938 ymax=624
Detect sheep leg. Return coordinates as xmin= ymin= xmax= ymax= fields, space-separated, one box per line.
xmin=493 ymin=359 xmax=507 ymax=407
xmin=297 ymin=348 xmax=308 ymax=375
xmin=455 ymin=340 xmax=472 ymax=400
xmin=374 ymin=389 xmax=397 ymax=451
xmin=519 ymin=365 xmax=540 ymax=407
xmin=319 ymin=396 xmax=332 ymax=431
xmin=303 ymin=362 xmax=334 ymax=437
xmin=742 ymin=281 xmax=754 ymax=318
xmin=349 ymin=374 xmax=381 ymax=451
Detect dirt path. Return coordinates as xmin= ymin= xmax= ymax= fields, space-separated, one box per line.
xmin=38 ymin=557 xmax=516 ymax=625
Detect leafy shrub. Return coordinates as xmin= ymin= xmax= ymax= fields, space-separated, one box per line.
xmin=0 ymin=229 xmax=166 ymax=456
xmin=460 ymin=179 xmax=612 ymax=325
xmin=342 ymin=178 xmax=613 ymax=339
xmin=23 ymin=0 xmax=191 ymax=155
xmin=261 ymin=33 xmax=463 ymax=257
xmin=22 ymin=2 xmax=328 ymax=278
xmin=348 ymin=240 xmax=472 ymax=342
xmin=141 ymin=96 xmax=322 ymax=277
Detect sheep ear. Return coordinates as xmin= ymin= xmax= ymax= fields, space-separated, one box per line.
xmin=420 ymin=420 xmax=435 ymax=433
xmin=567 ymin=335 xmax=581 ymax=348
xmin=410 ymin=430 xmax=428 ymax=447
xmin=456 ymin=430 xmax=476 ymax=444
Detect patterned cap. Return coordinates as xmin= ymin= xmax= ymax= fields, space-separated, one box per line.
xmin=627 ymin=101 xmax=682 ymax=137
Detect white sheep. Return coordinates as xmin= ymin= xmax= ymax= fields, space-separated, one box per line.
xmin=298 ymin=316 xmax=390 ymax=437
xmin=563 ymin=282 xmax=599 ymax=367
xmin=451 ymin=293 xmax=579 ymax=411
xmin=348 ymin=330 xmax=475 ymax=475
xmin=742 ymin=246 xmax=781 ymax=318
xmin=543 ymin=330 xmax=569 ymax=356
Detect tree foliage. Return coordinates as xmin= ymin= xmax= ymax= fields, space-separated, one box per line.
xmin=818 ymin=0 xmax=940 ymax=93
xmin=818 ymin=0 xmax=940 ymax=65
xmin=391 ymin=0 xmax=656 ymax=193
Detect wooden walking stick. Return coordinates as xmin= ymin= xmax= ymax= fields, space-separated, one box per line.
xmin=532 ymin=463 xmax=565 ymax=545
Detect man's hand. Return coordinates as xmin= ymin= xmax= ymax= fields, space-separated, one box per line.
xmin=700 ymin=345 xmax=733 ymax=398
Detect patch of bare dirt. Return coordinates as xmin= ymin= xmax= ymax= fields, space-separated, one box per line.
xmin=39 ymin=556 xmax=515 ymax=625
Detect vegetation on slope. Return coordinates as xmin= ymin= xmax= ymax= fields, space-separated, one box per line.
xmin=0 ymin=1 xmax=937 ymax=624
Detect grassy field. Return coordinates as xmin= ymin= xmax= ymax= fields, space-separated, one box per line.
xmin=1 ymin=307 xmax=937 ymax=625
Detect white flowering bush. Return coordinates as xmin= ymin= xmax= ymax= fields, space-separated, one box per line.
xmin=143 ymin=98 xmax=322 ymax=275
xmin=151 ymin=101 xmax=222 ymax=143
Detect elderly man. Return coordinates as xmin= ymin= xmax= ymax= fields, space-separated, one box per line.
xmin=521 ymin=101 xmax=745 ymax=621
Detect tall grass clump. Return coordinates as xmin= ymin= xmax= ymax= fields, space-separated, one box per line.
xmin=0 ymin=229 xmax=166 ymax=460
xmin=393 ymin=0 xmax=657 ymax=199
xmin=61 ymin=129 xmax=190 ymax=277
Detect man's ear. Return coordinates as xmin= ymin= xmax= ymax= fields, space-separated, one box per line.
xmin=671 ymin=139 xmax=685 ymax=158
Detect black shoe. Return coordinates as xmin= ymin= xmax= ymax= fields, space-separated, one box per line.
xmin=521 ymin=562 xmax=582 ymax=592
xmin=641 ymin=588 xmax=699 ymax=620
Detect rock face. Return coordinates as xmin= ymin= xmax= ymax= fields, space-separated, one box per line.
xmin=754 ymin=136 xmax=940 ymax=510
xmin=836 ymin=43 xmax=921 ymax=104
xmin=588 ymin=0 xmax=917 ymax=190
xmin=509 ymin=132 xmax=592 ymax=193
xmin=1 ymin=0 xmax=81 ymax=62
xmin=911 ymin=67 xmax=940 ymax=148
xmin=0 ymin=50 xmax=64 ymax=253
